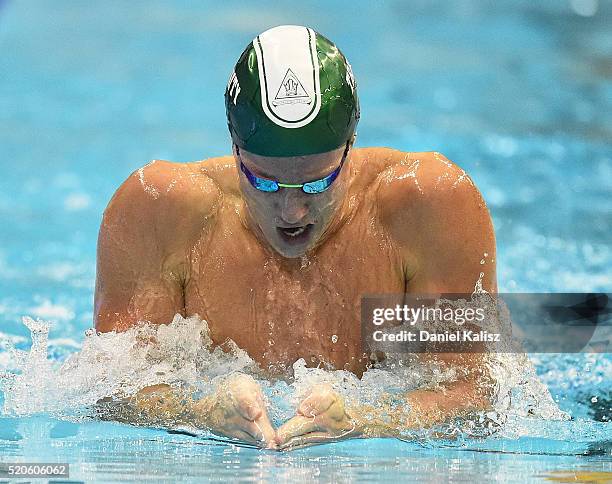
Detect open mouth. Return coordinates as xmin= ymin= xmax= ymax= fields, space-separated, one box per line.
xmin=276 ymin=224 xmax=315 ymax=245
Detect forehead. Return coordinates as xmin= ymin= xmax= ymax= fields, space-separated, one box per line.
xmin=238 ymin=145 xmax=345 ymax=180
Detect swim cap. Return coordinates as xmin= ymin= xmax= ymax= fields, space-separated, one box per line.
xmin=225 ymin=25 xmax=359 ymax=157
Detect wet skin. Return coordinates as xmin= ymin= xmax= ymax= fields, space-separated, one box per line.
xmin=94 ymin=146 xmax=497 ymax=447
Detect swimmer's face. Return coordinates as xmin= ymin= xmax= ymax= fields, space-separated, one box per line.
xmin=234 ymin=141 xmax=353 ymax=258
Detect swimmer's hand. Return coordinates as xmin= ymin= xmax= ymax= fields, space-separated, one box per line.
xmin=194 ymin=374 xmax=277 ymax=449
xmin=275 ymin=383 xmax=360 ymax=450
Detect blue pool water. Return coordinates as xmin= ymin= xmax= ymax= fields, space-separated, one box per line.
xmin=0 ymin=0 xmax=610 ymax=482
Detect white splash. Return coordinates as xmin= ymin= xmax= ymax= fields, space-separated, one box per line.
xmin=0 ymin=310 xmax=568 ymax=441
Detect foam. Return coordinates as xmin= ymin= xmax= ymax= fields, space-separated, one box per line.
xmin=0 ymin=311 xmax=574 ymax=442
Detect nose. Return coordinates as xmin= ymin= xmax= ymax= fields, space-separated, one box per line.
xmin=280 ymin=191 xmax=309 ymax=224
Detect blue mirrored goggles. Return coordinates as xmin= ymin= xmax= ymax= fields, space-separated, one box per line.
xmin=237 ymin=142 xmax=350 ymax=194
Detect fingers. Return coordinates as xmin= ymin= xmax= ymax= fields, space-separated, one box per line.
xmin=276 ymin=413 xmax=357 ymax=449
xmin=276 ymin=385 xmax=357 ymax=449
xmin=222 ymin=427 xmax=257 ymax=443
xmin=297 ymin=384 xmax=347 ymax=423
xmin=275 ymin=415 xmax=320 ymax=446
xmin=226 ymin=375 xmax=278 ymax=449
xmin=209 ymin=406 xmax=277 ymax=448
xmin=234 ymin=392 xmax=264 ymax=422
xmin=297 ymin=387 xmax=336 ymax=418
xmin=277 ymin=418 xmax=359 ymax=450
xmin=239 ymin=400 xmax=277 ymax=449
xmin=278 ymin=431 xmax=338 ymax=451
xmin=255 ymin=412 xmax=278 ymax=449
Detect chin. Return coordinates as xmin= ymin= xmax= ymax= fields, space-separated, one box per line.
xmin=261 ymin=224 xmax=321 ymax=259
xmin=271 ymin=243 xmax=309 ymax=259
xmin=266 ymin=235 xmax=318 ymax=259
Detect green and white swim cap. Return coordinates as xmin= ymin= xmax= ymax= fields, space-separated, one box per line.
xmin=225 ymin=25 xmax=360 ymax=157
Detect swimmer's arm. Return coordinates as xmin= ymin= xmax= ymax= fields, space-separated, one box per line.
xmin=97 ymin=376 xmax=277 ymax=447
xmin=379 ymin=151 xmax=497 ymax=296
xmin=378 ymin=151 xmax=498 ymax=428
xmin=94 ymin=161 xmax=220 ymax=332
xmin=96 ymin=384 xmax=202 ymax=427
xmin=97 ymin=384 xmax=218 ymax=429
xmin=338 ymin=353 xmax=492 ymax=436
xmin=400 ymin=353 xmax=494 ymax=428
xmin=276 ymin=363 xmax=492 ymax=448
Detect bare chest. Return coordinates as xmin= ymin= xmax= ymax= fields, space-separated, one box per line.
xmin=184 ymin=206 xmax=404 ymax=375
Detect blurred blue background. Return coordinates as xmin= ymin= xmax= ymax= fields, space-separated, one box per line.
xmin=0 ymin=0 xmax=610 ymax=339
xmin=0 ymin=2 xmax=610 ymax=481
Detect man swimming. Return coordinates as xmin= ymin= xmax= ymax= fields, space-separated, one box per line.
xmin=94 ymin=25 xmax=497 ymax=450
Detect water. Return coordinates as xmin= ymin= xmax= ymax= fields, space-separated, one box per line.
xmin=0 ymin=0 xmax=610 ymax=482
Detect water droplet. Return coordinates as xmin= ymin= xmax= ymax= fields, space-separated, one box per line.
xmin=480 ymin=259 xmax=485 ymax=265
xmin=591 ymin=396 xmax=598 ymax=403
xmin=331 ymin=335 xmax=338 ymax=344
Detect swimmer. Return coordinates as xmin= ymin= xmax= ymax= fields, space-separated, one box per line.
xmin=94 ymin=25 xmax=497 ymax=449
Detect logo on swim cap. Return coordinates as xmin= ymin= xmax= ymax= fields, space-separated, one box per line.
xmin=273 ymin=69 xmax=311 ymax=106
xmin=254 ymin=25 xmax=321 ymax=128
xmin=225 ymin=25 xmax=360 ymax=157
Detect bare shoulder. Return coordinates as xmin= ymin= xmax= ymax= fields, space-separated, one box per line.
xmin=102 ymin=158 xmax=224 ymax=252
xmin=195 ymin=154 xmax=241 ymax=197
xmin=373 ymin=150 xmax=495 ymax=266
xmin=107 ymin=158 xmax=224 ymax=213
xmin=374 ymin=150 xmax=483 ymax=210
xmin=350 ymin=146 xmax=410 ymax=187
